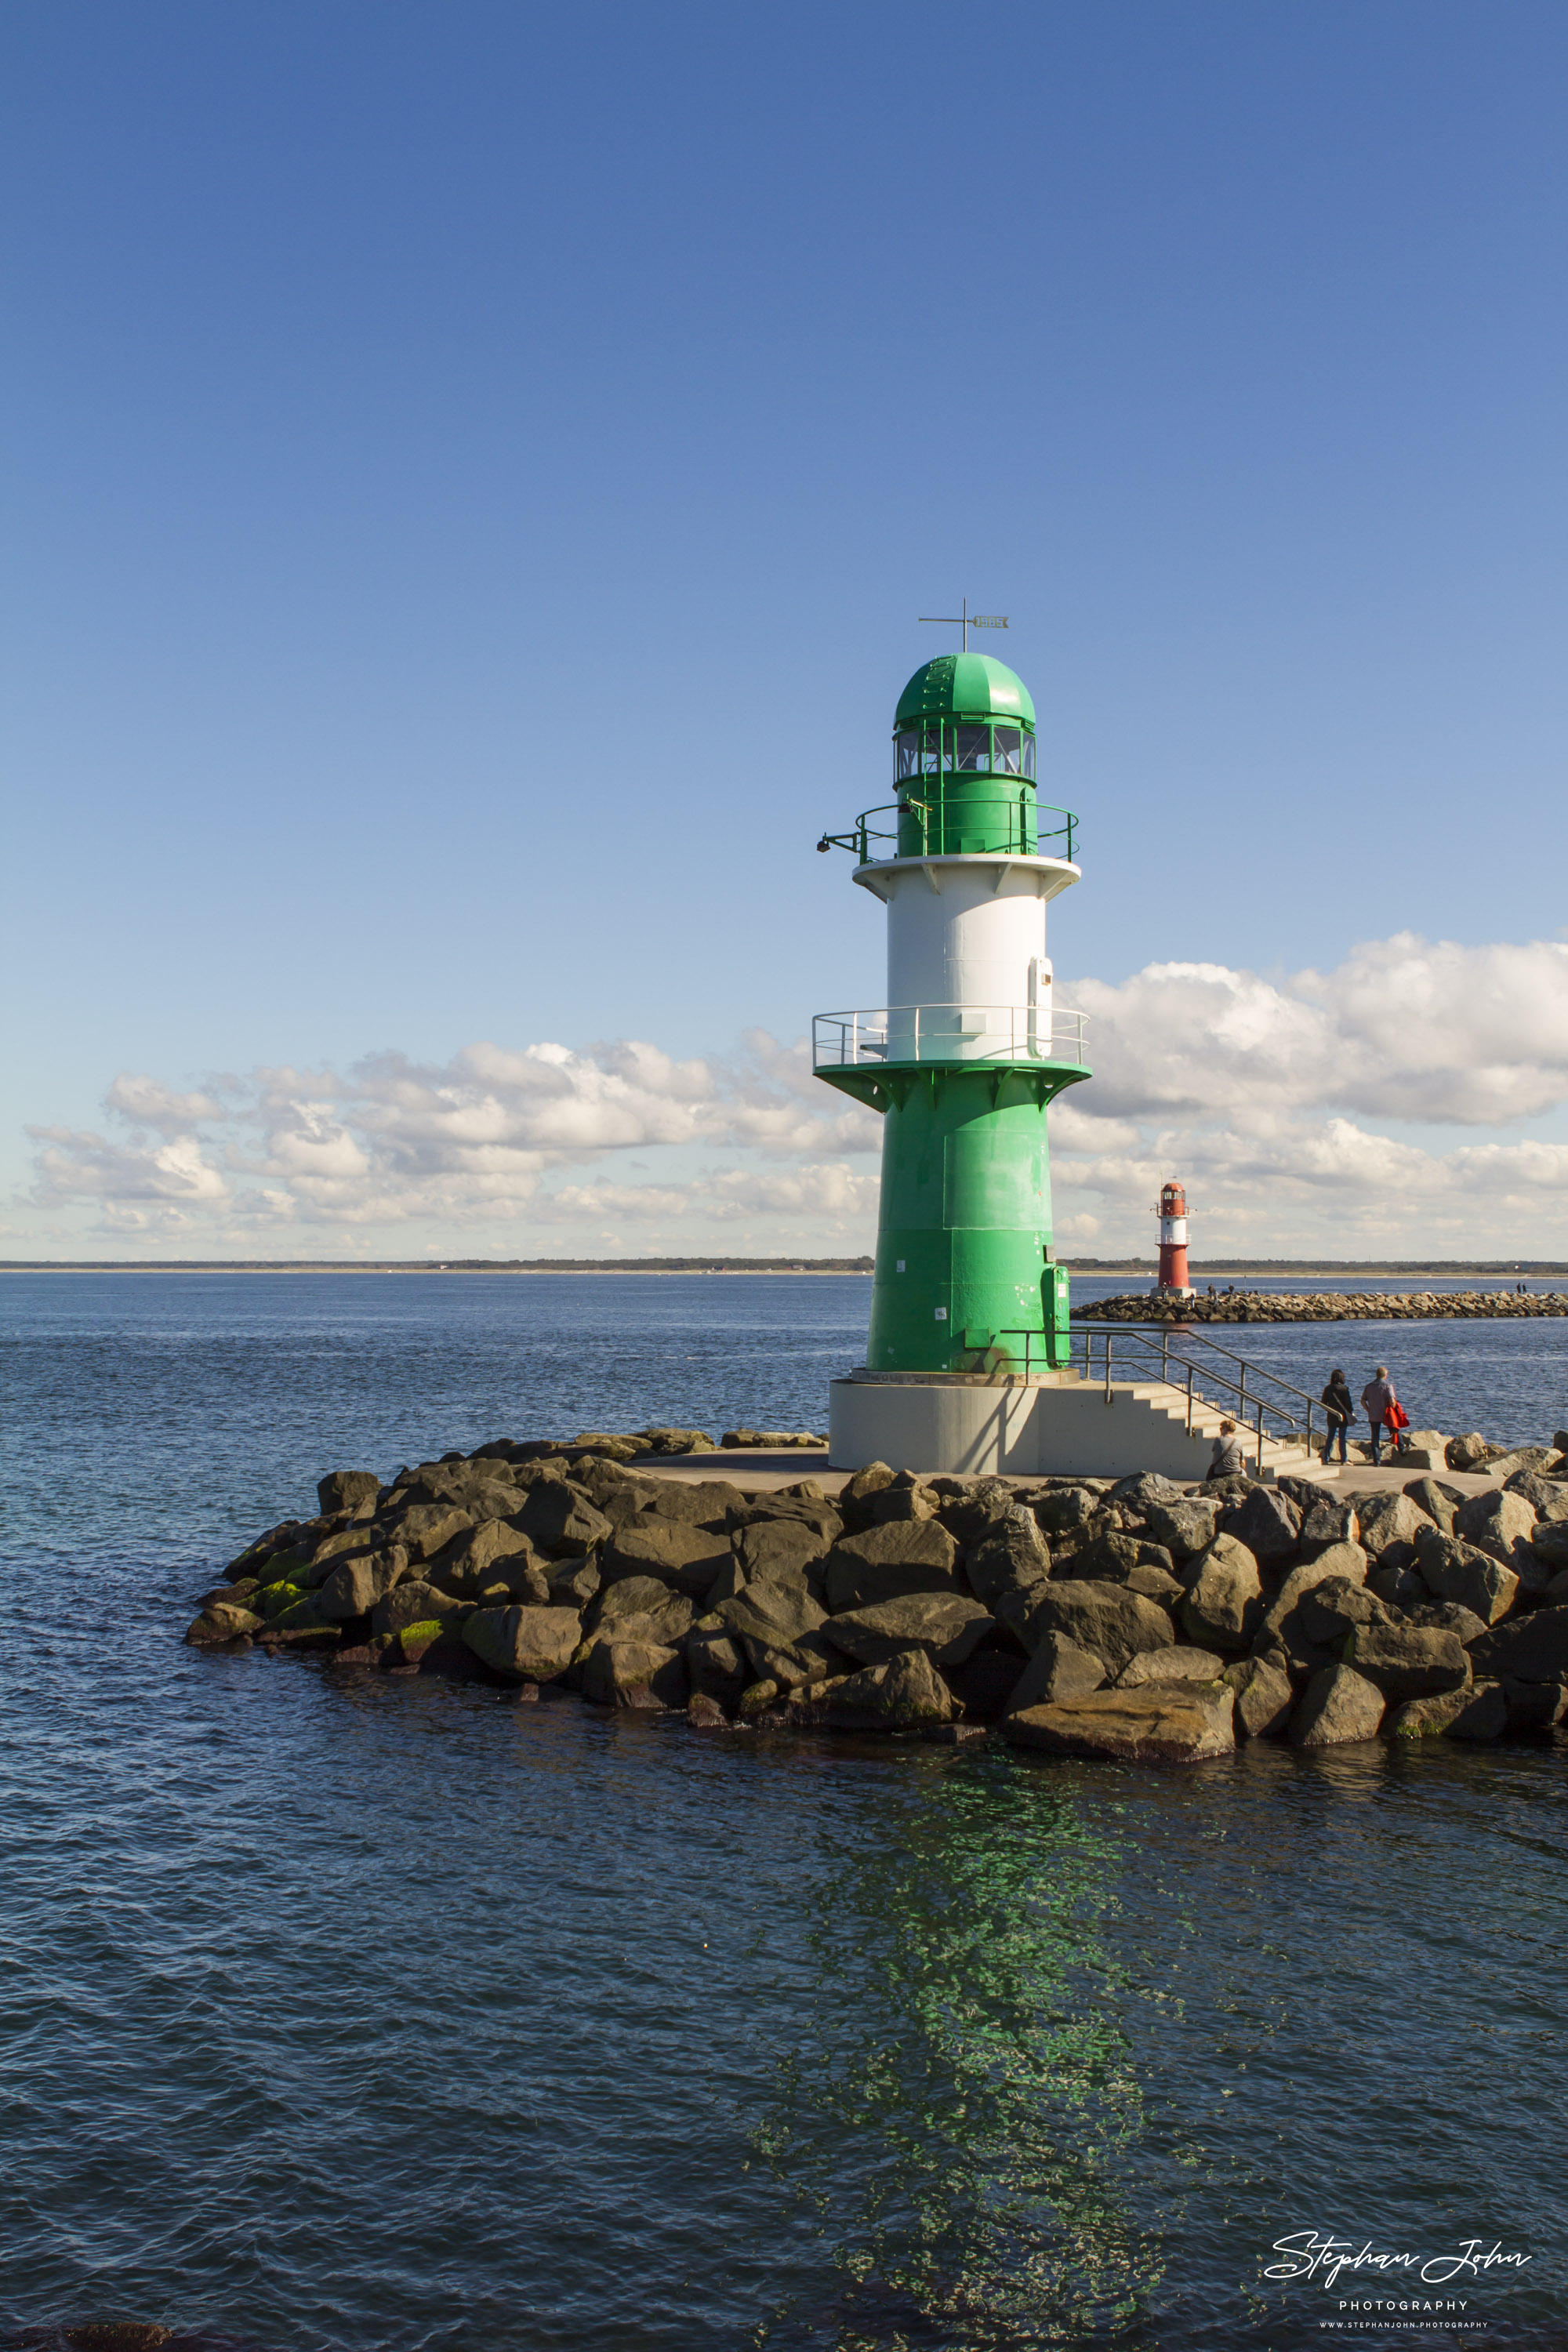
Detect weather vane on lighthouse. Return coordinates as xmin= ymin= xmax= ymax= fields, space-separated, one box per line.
xmin=918 ymin=597 xmax=1008 ymax=652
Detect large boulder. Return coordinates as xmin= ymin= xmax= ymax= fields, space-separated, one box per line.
xmin=1298 ymin=1490 xmax=1361 ymax=1550
xmin=1468 ymin=1605 xmax=1568 ymax=1687
xmin=943 ymin=1635 xmax=1029 ymax=1722
xmin=1486 ymin=1446 xmax=1558 ymax=1481
xmin=184 ymin=1602 xmax=262 ymax=1644
xmin=1115 ymin=1645 xmax=1227 ymax=1689
xmin=317 ymin=1469 xmax=382 ymax=1515
xmin=827 ymin=1592 xmax=995 ymax=1669
xmin=1017 ymin=1583 xmax=1177 ymax=1679
xmin=856 ymin=1475 xmax=940 ymax=1526
xmin=1145 ymin=1497 xmax=1221 ymax=1559
xmin=1504 ymin=1469 xmax=1568 ymax=1517
xmin=1341 ymin=1623 xmax=1469 ymax=1701
xmin=1254 ymin=1543 xmax=1369 ymax=1639
xmin=399 ymin=1464 xmax=521 ymax=1520
xmin=599 ymin=1516 xmax=731 ymax=1597
xmin=1181 ymin=1534 xmax=1265 ymax=1652
xmin=1002 ymin=1683 xmax=1236 ymax=1764
xmin=1530 ymin=1521 xmax=1568 ymax=1566
xmin=1002 ymin=1631 xmax=1106 ymax=1715
xmin=509 ymin=1484 xmax=612 ymax=1559
xmin=369 ymin=1581 xmax=467 ymax=1639
xmin=1446 ymin=1433 xmax=1505 ymax=1472
xmin=381 ymin=1503 xmax=474 ymax=1563
xmin=460 ymin=1603 xmax=583 ymax=1682
xmin=713 ymin=1581 xmax=829 ymax=1652
xmin=546 ymin=1560 xmax=601 ymax=1611
xmin=317 ymin=1545 xmax=414 ymax=1621
xmin=1294 ymin=1577 xmax=1385 ymax=1647
xmin=1108 ymin=1472 xmax=1185 ymax=1512
xmin=1415 ymin=1532 xmax=1519 ymax=1624
xmin=964 ymin=1509 xmax=1051 ymax=1608
xmin=1410 ymin=1600 xmax=1489 ymax=1646
xmin=634 ymin=1478 xmax=748 ymax=1529
xmin=579 ymin=1636 xmax=688 ymax=1711
xmin=1222 ymin=1486 xmax=1301 ymax=1561
xmin=741 ymin=1628 xmax=851 ymax=1690
xmin=1032 ymin=1485 xmax=1102 ymax=1537
xmin=837 ymin=1461 xmax=897 ymax=1529
xmin=1058 ymin=1536 xmax=1179 ymax=1597
xmin=1222 ymin=1656 xmax=1295 ymax=1739
xmin=1454 ymin=1488 xmax=1537 ymax=1568
xmin=822 ymin=1519 xmax=960 ymax=1612
xmin=940 ymin=1477 xmax=1017 ymax=1544
xmin=1289 ymin=1665 xmax=1385 ymax=1748
xmin=734 ymin=1518 xmax=830 ymax=1585
xmin=1501 ymin=1677 xmax=1568 ymax=1732
xmin=590 ymin=1577 xmax=695 ymax=1647
xmin=685 ymin=1630 xmax=750 ymax=1709
xmin=1403 ymin=1477 xmax=1459 ymax=1535
xmin=1387 ymin=1682 xmax=1506 ymax=1740
xmin=427 ymin=1518 xmax=537 ymax=1595
xmin=731 ymin=1483 xmax=842 ymax=1541
xmin=785 ymin=1648 xmax=955 ymax=1732
xmin=1355 ymin=1492 xmax=1437 ymax=1560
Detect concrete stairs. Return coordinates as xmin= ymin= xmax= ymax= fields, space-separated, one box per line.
xmin=829 ymin=1367 xmax=1321 ymax=1479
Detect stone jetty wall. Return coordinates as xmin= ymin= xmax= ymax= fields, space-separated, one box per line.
xmin=1076 ymin=1288 xmax=1568 ymax=1325
xmin=183 ymin=1421 xmax=1568 ymax=1763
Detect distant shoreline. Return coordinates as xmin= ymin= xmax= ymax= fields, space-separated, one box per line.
xmin=4 ymin=1258 xmax=1567 ymax=1279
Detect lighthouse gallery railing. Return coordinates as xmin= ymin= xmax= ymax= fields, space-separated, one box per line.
xmin=818 ymin=797 xmax=1079 ymax=864
xmin=813 ymin=1005 xmax=1090 ymax=1071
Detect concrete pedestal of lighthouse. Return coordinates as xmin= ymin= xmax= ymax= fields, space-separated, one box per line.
xmin=829 ymin=1372 xmax=1302 ymax=1481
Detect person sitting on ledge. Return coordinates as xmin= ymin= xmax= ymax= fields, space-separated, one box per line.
xmin=1208 ymin=1418 xmax=1246 ymax=1479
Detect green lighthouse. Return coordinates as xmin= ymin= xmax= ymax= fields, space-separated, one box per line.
xmin=815 ymin=649 xmax=1090 ymax=1381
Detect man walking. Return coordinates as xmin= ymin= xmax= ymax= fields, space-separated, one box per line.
xmin=1361 ymin=1365 xmax=1396 ymax=1465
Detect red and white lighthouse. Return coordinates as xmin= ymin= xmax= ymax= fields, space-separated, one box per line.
xmin=1156 ymin=1181 xmax=1192 ymax=1295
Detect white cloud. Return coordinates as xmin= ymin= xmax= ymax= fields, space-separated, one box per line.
xmin=14 ymin=931 xmax=1568 ymax=1255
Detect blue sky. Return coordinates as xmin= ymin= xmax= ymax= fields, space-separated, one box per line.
xmin=5 ymin=1 xmax=1567 ymax=1258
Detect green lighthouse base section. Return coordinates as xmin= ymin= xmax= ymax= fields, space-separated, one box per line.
xmin=818 ymin=1060 xmax=1090 ymax=1375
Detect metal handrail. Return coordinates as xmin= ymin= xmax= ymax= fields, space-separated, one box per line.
xmin=817 ymin=797 xmax=1079 ymax=865
xmin=971 ymin=1320 xmax=1322 ymax=1476
xmin=1076 ymin=1324 xmax=1319 ymax=1472
xmin=813 ymin=1004 xmax=1090 ymax=1071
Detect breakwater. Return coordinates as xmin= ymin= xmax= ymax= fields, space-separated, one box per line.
xmin=187 ymin=1426 xmax=1568 ymax=1763
xmin=1076 ymin=1287 xmax=1568 ymax=1324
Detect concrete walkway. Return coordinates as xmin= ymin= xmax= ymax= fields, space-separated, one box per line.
xmin=635 ymin=1447 xmax=1514 ymax=1501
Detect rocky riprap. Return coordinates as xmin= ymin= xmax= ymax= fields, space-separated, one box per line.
xmin=183 ymin=1427 xmax=1568 ymax=1763
xmin=1076 ymin=1287 xmax=1568 ymax=1324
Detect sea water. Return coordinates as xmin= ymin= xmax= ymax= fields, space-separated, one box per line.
xmin=1 ymin=1272 xmax=1565 ymax=2351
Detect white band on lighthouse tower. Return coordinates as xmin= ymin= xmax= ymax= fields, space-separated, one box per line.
xmin=1160 ymin=1216 xmax=1188 ymax=1245
xmin=857 ymin=852 xmax=1078 ymax=1062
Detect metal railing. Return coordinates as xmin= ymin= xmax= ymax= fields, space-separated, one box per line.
xmin=973 ymin=1320 xmax=1324 ymax=1475
xmin=817 ymin=796 xmax=1079 ymax=865
xmin=813 ymin=1004 xmax=1090 ymax=1072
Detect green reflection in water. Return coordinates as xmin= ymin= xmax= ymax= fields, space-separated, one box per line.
xmin=753 ymin=1751 xmax=1170 ymax=2348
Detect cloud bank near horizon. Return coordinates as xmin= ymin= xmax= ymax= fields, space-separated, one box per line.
xmin=13 ymin=931 xmax=1568 ymax=1258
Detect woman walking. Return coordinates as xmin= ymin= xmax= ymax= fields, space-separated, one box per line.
xmin=1319 ymin=1368 xmax=1354 ymax=1465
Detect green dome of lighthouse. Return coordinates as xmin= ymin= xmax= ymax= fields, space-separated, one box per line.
xmin=895 ymin=652 xmax=1036 ymax=731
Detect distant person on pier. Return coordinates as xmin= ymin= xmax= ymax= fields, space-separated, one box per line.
xmin=1361 ymin=1366 xmax=1397 ymax=1464
xmin=1319 ymin=1368 xmax=1354 ymax=1465
xmin=1207 ymin=1418 xmax=1247 ymax=1479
